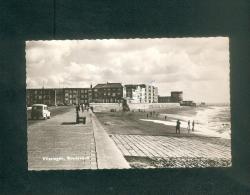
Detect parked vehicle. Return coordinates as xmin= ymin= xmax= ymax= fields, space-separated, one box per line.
xmin=31 ymin=104 xmax=51 ymax=120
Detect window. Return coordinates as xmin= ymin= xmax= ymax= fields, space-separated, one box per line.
xmin=32 ymin=106 xmax=43 ymax=111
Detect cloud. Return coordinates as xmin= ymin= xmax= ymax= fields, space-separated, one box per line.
xmin=26 ymin=37 xmax=230 ymax=103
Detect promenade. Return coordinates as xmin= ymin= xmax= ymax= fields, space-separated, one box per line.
xmin=28 ymin=107 xmax=231 ymax=170
xmin=27 ymin=107 xmax=130 ymax=170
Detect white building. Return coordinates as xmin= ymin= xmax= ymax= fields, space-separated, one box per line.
xmin=125 ymin=84 xmax=158 ymax=103
xmin=145 ymin=85 xmax=158 ymax=103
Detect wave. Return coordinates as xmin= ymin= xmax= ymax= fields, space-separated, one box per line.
xmin=140 ymin=106 xmax=231 ymax=139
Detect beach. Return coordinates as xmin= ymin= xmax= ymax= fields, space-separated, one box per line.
xmin=95 ymin=105 xmax=231 ymax=168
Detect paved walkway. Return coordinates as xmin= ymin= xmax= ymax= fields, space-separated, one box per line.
xmin=28 ymin=108 xmax=97 ymax=170
xmin=28 ymin=108 xmax=129 ymax=170
xmin=111 ymin=134 xmax=231 ymax=159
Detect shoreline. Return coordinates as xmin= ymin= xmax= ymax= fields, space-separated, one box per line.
xmin=95 ymin=108 xmax=230 ymax=140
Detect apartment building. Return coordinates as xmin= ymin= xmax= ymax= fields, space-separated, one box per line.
xmin=26 ymin=88 xmax=64 ymax=106
xmin=92 ymin=82 xmax=124 ymax=103
xmin=26 ymin=83 xmax=159 ymax=106
xmin=125 ymin=84 xmax=158 ymax=103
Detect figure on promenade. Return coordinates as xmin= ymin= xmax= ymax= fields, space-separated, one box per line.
xmin=75 ymin=105 xmax=79 ymax=123
xmin=165 ymin=115 xmax=167 ymax=120
xmin=176 ymin=120 xmax=181 ymax=134
xmin=147 ymin=113 xmax=149 ymax=118
xmin=81 ymin=104 xmax=84 ymax=112
xmin=76 ymin=104 xmax=80 ymax=112
xmin=187 ymin=120 xmax=191 ymax=133
xmin=192 ymin=120 xmax=195 ymax=131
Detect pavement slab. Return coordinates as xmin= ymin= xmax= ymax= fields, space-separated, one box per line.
xmin=111 ymin=134 xmax=231 ymax=160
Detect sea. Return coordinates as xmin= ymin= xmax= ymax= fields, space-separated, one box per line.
xmin=141 ymin=105 xmax=231 ymax=139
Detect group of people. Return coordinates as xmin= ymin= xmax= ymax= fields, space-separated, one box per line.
xmin=176 ymin=119 xmax=195 ymax=134
xmin=75 ymin=103 xmax=90 ymax=114
xmin=146 ymin=111 xmax=160 ymax=118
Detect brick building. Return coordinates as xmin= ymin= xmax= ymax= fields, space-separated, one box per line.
xmin=158 ymin=96 xmax=172 ymax=103
xmin=92 ymin=83 xmax=125 ymax=103
xmin=64 ymin=88 xmax=92 ymax=105
xmin=26 ymin=83 xmax=160 ymax=106
xmin=26 ymin=88 xmax=64 ymax=106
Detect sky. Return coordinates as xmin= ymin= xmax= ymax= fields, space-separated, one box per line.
xmin=26 ymin=37 xmax=230 ymax=103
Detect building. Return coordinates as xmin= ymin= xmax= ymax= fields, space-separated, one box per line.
xmin=92 ymin=82 xmax=124 ymax=103
xmin=180 ymin=100 xmax=196 ymax=106
xmin=125 ymin=84 xmax=158 ymax=103
xmin=158 ymin=96 xmax=172 ymax=103
xmin=63 ymin=88 xmax=93 ymax=105
xmin=27 ymin=88 xmax=91 ymax=106
xmin=125 ymin=84 xmax=146 ymax=103
xmin=55 ymin=88 xmax=64 ymax=105
xmin=171 ymin=91 xmax=183 ymax=102
xmin=145 ymin=85 xmax=158 ymax=103
xmin=26 ymin=82 xmax=160 ymax=106
xmin=26 ymin=88 xmax=64 ymax=106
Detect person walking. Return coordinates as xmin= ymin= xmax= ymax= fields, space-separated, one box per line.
xmin=192 ymin=120 xmax=195 ymax=131
xmin=176 ymin=120 xmax=181 ymax=134
xmin=187 ymin=120 xmax=191 ymax=133
xmin=75 ymin=105 xmax=79 ymax=123
xmin=165 ymin=115 xmax=167 ymax=120
xmin=81 ymin=104 xmax=84 ymax=113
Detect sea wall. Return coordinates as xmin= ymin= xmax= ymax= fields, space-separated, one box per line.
xmin=89 ymin=103 xmax=180 ymax=112
xmin=90 ymin=103 xmax=123 ymax=112
xmin=128 ymin=103 xmax=180 ymax=111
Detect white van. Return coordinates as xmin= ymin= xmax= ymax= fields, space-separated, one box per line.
xmin=31 ymin=104 xmax=51 ymax=120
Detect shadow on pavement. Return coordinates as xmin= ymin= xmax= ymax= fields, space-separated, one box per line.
xmin=61 ymin=122 xmax=77 ymax=125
